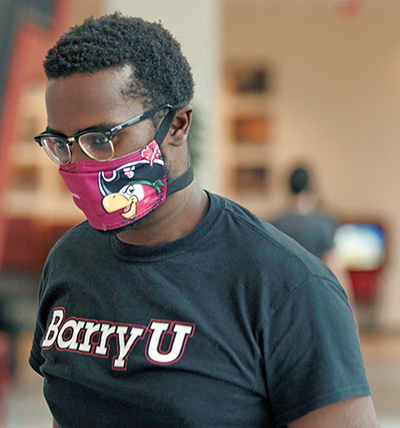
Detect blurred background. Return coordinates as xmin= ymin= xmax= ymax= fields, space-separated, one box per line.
xmin=1 ymin=0 xmax=400 ymax=426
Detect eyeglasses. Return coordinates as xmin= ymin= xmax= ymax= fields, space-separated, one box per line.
xmin=34 ymin=104 xmax=173 ymax=165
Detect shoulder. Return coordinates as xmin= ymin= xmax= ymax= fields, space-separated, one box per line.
xmin=46 ymin=221 xmax=108 ymax=264
xmin=270 ymin=211 xmax=300 ymax=226
xmin=310 ymin=210 xmax=338 ymax=229
xmin=207 ymin=193 xmax=346 ymax=312
xmin=210 ymin=193 xmax=333 ymax=279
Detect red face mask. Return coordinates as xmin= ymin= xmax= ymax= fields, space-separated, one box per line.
xmin=59 ymin=138 xmax=194 ymax=231
xmin=59 ymin=140 xmax=168 ymax=231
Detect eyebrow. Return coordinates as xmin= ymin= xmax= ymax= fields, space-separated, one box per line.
xmin=45 ymin=126 xmax=66 ymax=136
xmin=45 ymin=122 xmax=115 ymax=137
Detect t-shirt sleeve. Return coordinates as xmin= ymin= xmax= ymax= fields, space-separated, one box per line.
xmin=263 ymin=274 xmax=371 ymax=426
xmin=29 ymin=321 xmax=45 ymax=376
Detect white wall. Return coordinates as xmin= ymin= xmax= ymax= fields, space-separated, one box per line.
xmin=224 ymin=1 xmax=400 ymax=330
xmin=104 ymin=0 xmax=224 ymax=191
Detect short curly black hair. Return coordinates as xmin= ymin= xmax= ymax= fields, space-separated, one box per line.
xmin=289 ymin=167 xmax=310 ymax=195
xmin=43 ymin=12 xmax=194 ymax=109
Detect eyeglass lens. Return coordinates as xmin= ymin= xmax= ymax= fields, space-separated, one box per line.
xmin=42 ymin=137 xmax=71 ymax=165
xmin=42 ymin=133 xmax=114 ymax=165
xmin=79 ymin=133 xmax=114 ymax=161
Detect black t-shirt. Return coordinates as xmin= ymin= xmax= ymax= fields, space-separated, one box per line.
xmin=271 ymin=211 xmax=337 ymax=259
xmin=30 ymin=192 xmax=370 ymax=427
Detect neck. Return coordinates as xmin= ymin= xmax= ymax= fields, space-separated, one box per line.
xmin=291 ymin=192 xmax=317 ymax=214
xmin=116 ymin=180 xmax=209 ymax=246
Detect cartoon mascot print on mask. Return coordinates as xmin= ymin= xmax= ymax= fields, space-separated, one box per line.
xmin=59 ymin=140 xmax=169 ymax=231
xmin=100 ymin=142 xmax=166 ymax=221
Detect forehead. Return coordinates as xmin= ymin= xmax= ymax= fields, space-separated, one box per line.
xmin=45 ymin=66 xmax=142 ymax=134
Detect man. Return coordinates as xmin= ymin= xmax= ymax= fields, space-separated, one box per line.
xmin=271 ymin=165 xmax=354 ymax=304
xmin=271 ymin=166 xmax=337 ymax=260
xmin=29 ymin=13 xmax=379 ymax=428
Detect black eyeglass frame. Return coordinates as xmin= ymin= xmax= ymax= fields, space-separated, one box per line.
xmin=34 ymin=103 xmax=175 ymax=165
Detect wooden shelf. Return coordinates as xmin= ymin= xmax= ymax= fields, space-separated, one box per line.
xmin=223 ymin=60 xmax=276 ymax=215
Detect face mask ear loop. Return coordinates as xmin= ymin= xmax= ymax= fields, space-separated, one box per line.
xmin=166 ymin=164 xmax=194 ymax=196
xmin=153 ymin=101 xmax=194 ymax=196
xmin=154 ymin=101 xmax=187 ymax=146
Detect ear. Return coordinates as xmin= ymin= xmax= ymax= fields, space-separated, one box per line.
xmin=168 ymin=104 xmax=193 ymax=146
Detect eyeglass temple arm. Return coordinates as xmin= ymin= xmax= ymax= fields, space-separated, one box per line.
xmin=111 ymin=104 xmax=172 ymax=134
xmin=111 ymin=102 xmax=187 ymax=134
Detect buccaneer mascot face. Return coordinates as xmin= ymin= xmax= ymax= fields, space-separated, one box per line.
xmin=99 ymin=155 xmax=167 ymax=221
xmin=59 ymin=141 xmax=168 ymax=231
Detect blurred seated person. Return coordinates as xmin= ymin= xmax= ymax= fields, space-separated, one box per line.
xmin=271 ymin=165 xmax=354 ymax=305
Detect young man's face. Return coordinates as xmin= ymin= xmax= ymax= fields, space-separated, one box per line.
xmin=45 ymin=66 xmax=156 ymax=163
